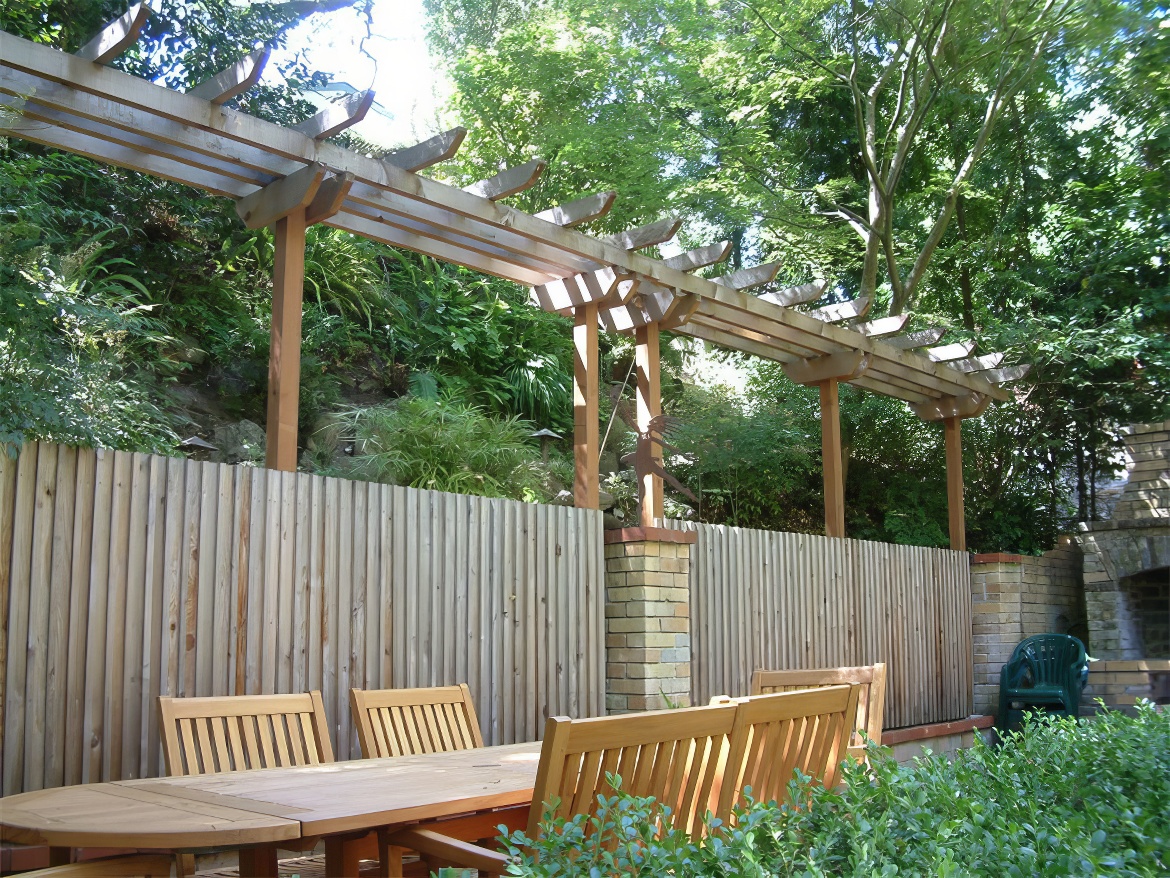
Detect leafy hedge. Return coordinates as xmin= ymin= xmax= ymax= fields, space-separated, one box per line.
xmin=496 ymin=703 xmax=1170 ymax=877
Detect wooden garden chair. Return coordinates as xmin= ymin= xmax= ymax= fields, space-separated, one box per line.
xmin=717 ymin=684 xmax=861 ymax=810
xmin=383 ymin=701 xmax=741 ymax=877
xmin=350 ymin=684 xmax=484 ymax=758
xmin=14 ymin=854 xmax=177 ymax=877
xmin=747 ymin=663 xmax=887 ymax=762
xmin=349 ymin=684 xmax=489 ymax=876
xmin=157 ymin=691 xmax=334 ymax=775
xmin=383 ymin=687 xmax=861 ymax=877
xmin=157 ymin=692 xmax=376 ymax=877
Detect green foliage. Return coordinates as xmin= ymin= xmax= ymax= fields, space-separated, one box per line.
xmin=430 ymin=0 xmax=1168 ymax=544
xmin=0 ymin=147 xmax=181 ymax=451
xmin=343 ymin=396 xmax=552 ymax=501
xmin=663 ymin=382 xmax=821 ymax=531
xmin=501 ymin=703 xmax=1170 ymax=877
xmin=377 ymin=252 xmax=575 ymax=433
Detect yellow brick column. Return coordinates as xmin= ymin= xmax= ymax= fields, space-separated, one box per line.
xmin=603 ymin=527 xmax=696 ymax=713
xmin=969 ymin=553 xmax=1025 ymax=716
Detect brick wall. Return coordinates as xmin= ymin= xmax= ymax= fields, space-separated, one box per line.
xmin=1082 ymin=659 xmax=1170 ymax=714
xmin=1111 ymin=420 xmax=1170 ymax=522
xmin=604 ymin=528 xmax=695 ymax=713
xmin=969 ymin=540 xmax=1085 ymax=716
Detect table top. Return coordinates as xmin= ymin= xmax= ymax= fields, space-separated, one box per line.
xmin=0 ymin=742 xmax=542 ymax=850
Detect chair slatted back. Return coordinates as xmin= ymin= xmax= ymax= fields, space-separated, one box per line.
xmin=750 ymin=664 xmax=887 ymax=758
xmin=158 ymin=691 xmax=334 ymax=776
xmin=350 ymin=684 xmax=485 ymax=758
xmin=1013 ymin=634 xmax=1085 ymax=690
xmin=528 ymin=702 xmax=739 ymax=838
xmin=718 ymin=684 xmax=861 ymax=814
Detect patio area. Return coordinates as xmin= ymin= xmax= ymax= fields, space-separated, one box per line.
xmin=1 ymin=3 xmax=1167 ymax=875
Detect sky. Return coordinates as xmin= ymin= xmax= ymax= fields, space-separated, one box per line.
xmin=270 ymin=0 xmax=448 ymax=149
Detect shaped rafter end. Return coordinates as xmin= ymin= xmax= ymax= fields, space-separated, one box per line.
xmin=76 ymin=1 xmax=152 ymax=65
xmin=187 ymin=46 xmax=270 ymax=105
xmin=535 ymin=191 xmax=617 ymax=227
xmin=294 ymin=90 xmax=375 ymax=141
xmin=465 ymin=159 xmax=546 ymax=201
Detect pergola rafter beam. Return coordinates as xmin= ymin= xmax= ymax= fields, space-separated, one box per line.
xmin=712 ymin=261 xmax=782 ymax=291
xmin=535 ymin=191 xmax=617 ymax=227
xmin=979 ymin=364 xmax=1031 ymax=384
xmin=464 ymin=158 xmax=546 ymax=201
xmin=885 ymin=328 xmax=947 ymax=350
xmin=382 ymin=127 xmax=467 ymax=172
xmin=925 ymin=341 xmax=976 ymax=362
xmin=759 ymin=279 xmax=828 ymax=307
xmin=855 ymin=314 xmax=910 ymax=337
xmin=663 ymin=241 xmax=731 ymax=272
xmin=187 ymin=47 xmax=269 ymax=105
xmin=951 ymin=352 xmax=1004 ymax=373
xmin=604 ymin=217 xmax=681 ymax=251
xmin=293 ymin=89 xmax=374 ymax=140
xmin=807 ymin=297 xmax=871 ymax=323
xmin=76 ymin=1 xmax=151 ymax=64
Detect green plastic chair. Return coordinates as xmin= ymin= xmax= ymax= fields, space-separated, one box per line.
xmin=998 ymin=633 xmax=1089 ymax=732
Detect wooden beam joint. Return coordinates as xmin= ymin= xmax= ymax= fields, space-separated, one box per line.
xmin=783 ymin=351 xmax=870 ymax=386
xmin=305 ymin=171 xmax=355 ymax=225
xmin=911 ymin=392 xmax=991 ymax=422
xmin=236 ymin=162 xmax=326 ymax=229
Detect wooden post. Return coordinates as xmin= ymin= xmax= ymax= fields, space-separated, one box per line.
xmin=265 ymin=208 xmax=307 ymax=471
xmin=635 ymin=322 xmax=663 ymax=527
xmin=820 ymin=379 xmax=845 ymax=538
xmin=944 ymin=416 xmax=966 ymax=551
xmin=573 ymin=304 xmax=600 ymax=508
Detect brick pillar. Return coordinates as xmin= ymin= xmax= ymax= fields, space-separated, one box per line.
xmin=969 ymin=553 xmax=1025 ymax=716
xmin=603 ymin=527 xmax=696 ymax=713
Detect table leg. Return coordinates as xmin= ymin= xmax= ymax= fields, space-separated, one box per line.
xmin=48 ymin=847 xmax=72 ymax=866
xmin=325 ymin=835 xmax=363 ymax=877
xmin=237 ymin=844 xmax=279 ymax=878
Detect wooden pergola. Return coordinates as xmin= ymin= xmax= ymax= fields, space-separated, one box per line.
xmin=0 ymin=6 xmax=1027 ymax=550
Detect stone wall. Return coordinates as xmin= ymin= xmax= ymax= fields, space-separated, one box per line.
xmin=969 ymin=541 xmax=1085 ymax=716
xmin=604 ymin=527 xmax=695 ymax=713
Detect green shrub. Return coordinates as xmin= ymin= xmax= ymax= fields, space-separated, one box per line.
xmin=497 ymin=703 xmax=1170 ymax=877
xmin=342 ymin=396 xmax=550 ymax=501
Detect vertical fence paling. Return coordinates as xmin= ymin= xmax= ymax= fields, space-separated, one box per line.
xmin=0 ymin=442 xmax=605 ymax=795
xmin=666 ymin=520 xmax=973 ymax=729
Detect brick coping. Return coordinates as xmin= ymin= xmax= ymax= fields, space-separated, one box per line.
xmin=1091 ymin=659 xmax=1170 ymax=672
xmin=970 ymin=552 xmax=1024 ymax=564
xmin=604 ymin=526 xmax=697 ymax=545
xmin=882 ymin=715 xmax=995 ymax=746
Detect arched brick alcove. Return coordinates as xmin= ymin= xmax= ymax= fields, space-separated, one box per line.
xmin=1075 ymin=421 xmax=1170 ymax=660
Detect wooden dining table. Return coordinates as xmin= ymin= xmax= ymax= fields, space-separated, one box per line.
xmin=0 ymin=741 xmax=542 ymax=876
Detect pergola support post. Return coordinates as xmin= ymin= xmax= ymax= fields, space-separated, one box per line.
xmin=635 ymin=323 xmax=663 ymax=527
xmin=820 ymin=379 xmax=846 ymax=538
xmin=944 ymin=416 xmax=965 ymax=551
xmin=573 ymin=303 xmax=600 ymax=508
xmin=265 ymin=208 xmax=307 ymax=471
xmin=783 ymin=352 xmax=869 ymax=540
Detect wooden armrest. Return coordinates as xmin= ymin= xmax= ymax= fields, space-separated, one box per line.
xmin=385 ymin=828 xmax=509 ymax=874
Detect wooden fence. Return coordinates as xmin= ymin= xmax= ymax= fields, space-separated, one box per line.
xmin=0 ymin=442 xmax=605 ymax=795
xmin=666 ymin=521 xmax=973 ymax=729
